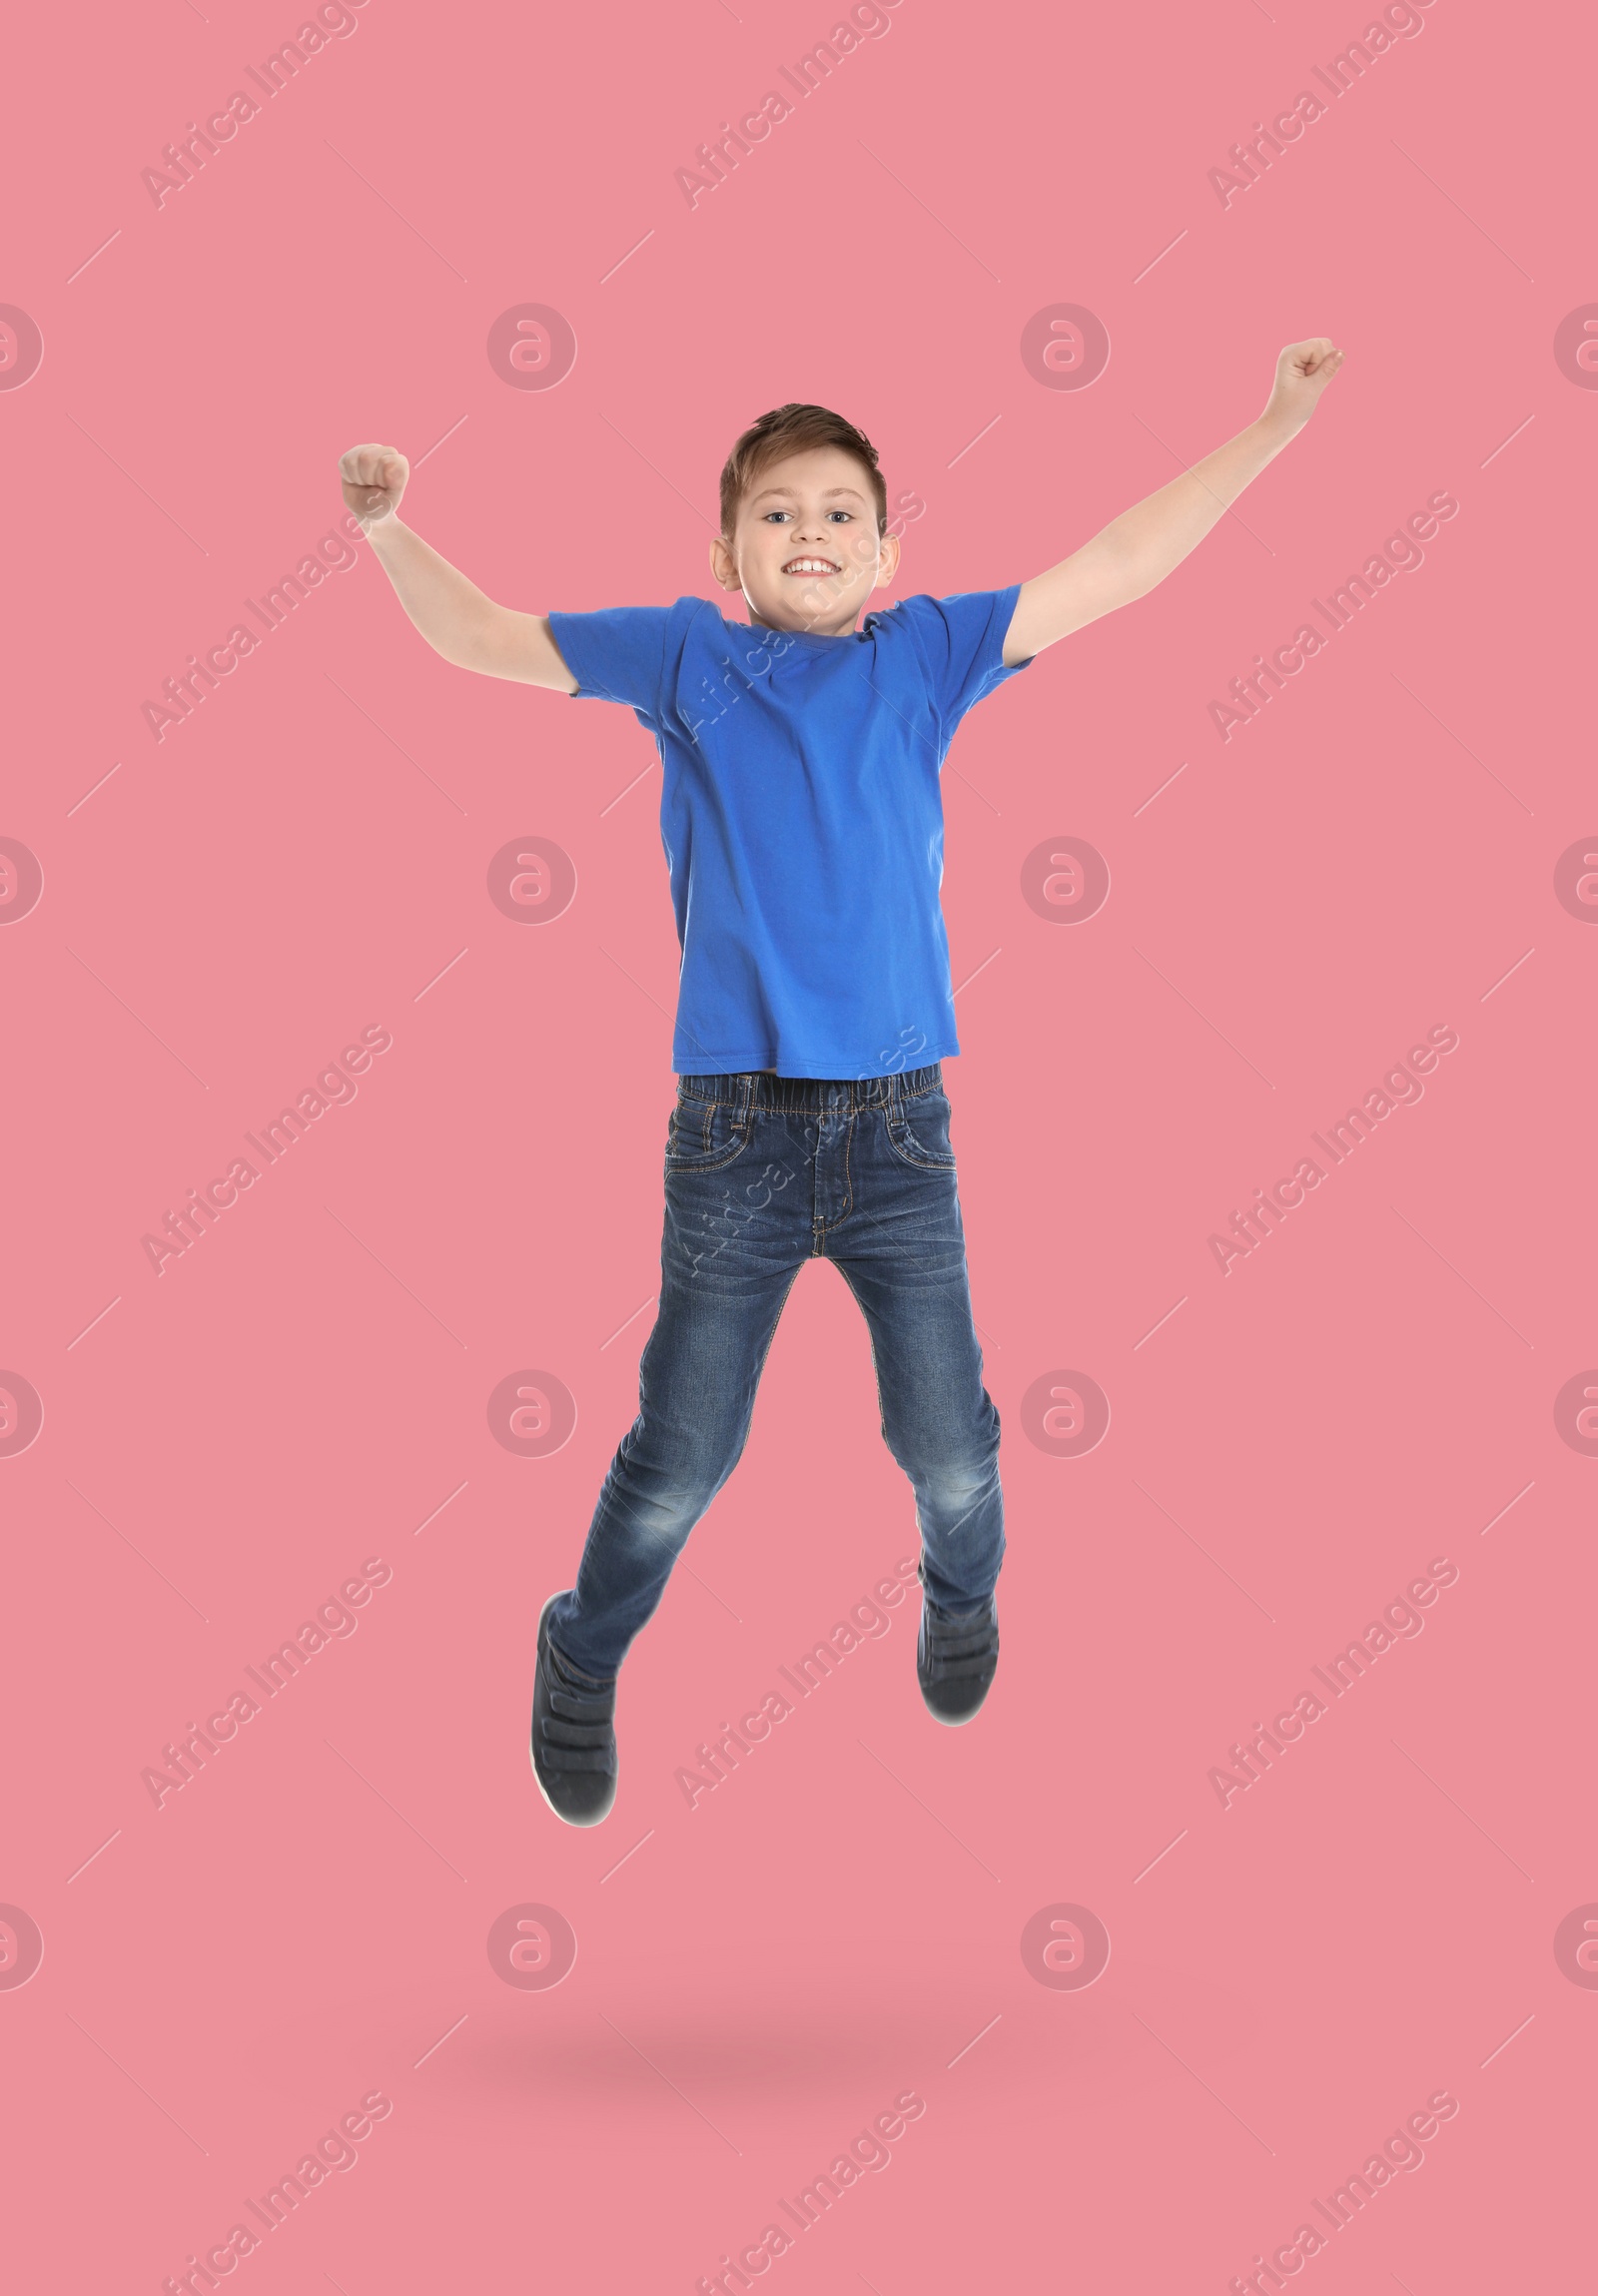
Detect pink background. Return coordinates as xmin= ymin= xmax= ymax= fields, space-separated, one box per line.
xmin=3 ymin=0 xmax=1594 ymax=2288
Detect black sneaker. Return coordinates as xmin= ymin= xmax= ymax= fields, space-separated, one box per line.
xmin=917 ymin=1586 xmax=1000 ymax=1724
xmin=530 ymin=1596 xmax=618 ymax=1826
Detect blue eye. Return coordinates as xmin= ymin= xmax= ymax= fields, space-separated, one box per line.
xmin=762 ymin=510 xmax=793 ymax=523
xmin=827 ymin=510 xmax=854 ymax=522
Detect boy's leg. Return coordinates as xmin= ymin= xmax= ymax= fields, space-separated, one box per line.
xmin=823 ymin=1070 xmax=1003 ymax=1713
xmin=544 ymin=1085 xmax=810 ymax=1680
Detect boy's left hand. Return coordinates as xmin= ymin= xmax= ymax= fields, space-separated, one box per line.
xmin=1261 ymin=338 xmax=1345 ymax=435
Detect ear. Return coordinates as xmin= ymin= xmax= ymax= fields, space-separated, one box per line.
xmin=708 ymin=533 xmax=740 ymax=592
xmin=872 ymin=530 xmax=902 ymax=591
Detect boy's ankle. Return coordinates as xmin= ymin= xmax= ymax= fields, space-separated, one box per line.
xmin=547 ymin=1634 xmax=616 ymax=1691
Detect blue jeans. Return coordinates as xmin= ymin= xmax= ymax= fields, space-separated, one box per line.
xmin=545 ymin=1065 xmax=1004 ymax=1679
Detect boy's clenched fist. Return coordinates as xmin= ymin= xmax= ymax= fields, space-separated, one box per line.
xmin=1261 ymin=339 xmax=1345 ymax=435
xmin=339 ymin=443 xmax=409 ymax=525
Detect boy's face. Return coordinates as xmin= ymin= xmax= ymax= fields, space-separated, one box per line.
xmin=709 ymin=445 xmax=901 ymax=635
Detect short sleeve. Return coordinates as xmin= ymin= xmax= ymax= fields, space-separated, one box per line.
xmin=545 ymin=605 xmax=673 ymax=726
xmin=888 ymin=587 xmax=1029 ymax=736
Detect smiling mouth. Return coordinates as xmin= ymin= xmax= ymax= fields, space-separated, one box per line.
xmin=781 ymin=556 xmax=842 ymax=576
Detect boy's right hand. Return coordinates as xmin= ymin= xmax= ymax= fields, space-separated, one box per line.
xmin=339 ymin=443 xmax=409 ymax=526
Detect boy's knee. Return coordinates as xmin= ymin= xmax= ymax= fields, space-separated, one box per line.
xmin=930 ymin=1456 xmax=997 ymax=1504
xmin=891 ymin=1402 xmax=999 ymax=1483
xmin=905 ymin=1436 xmax=1000 ymax=1514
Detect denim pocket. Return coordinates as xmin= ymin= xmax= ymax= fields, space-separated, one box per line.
xmin=665 ymin=1093 xmax=752 ymax=1173
xmin=884 ymin=1089 xmax=957 ymax=1171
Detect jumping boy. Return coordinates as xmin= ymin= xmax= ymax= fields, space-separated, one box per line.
xmin=339 ymin=338 xmax=1342 ymax=1824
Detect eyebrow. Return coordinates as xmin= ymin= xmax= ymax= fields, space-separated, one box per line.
xmin=748 ymin=485 xmax=868 ymax=505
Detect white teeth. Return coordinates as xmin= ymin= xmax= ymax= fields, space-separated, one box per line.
xmin=784 ymin=559 xmax=838 ymax=574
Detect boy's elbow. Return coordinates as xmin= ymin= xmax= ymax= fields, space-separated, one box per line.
xmin=425 ymin=633 xmax=492 ymax=676
xmin=1110 ymin=545 xmax=1181 ymax=610
xmin=447 ymin=602 xmax=514 ymax=676
xmin=1106 ymin=530 xmax=1164 ymax=601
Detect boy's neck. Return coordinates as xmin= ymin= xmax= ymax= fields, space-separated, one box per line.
xmin=743 ymin=610 xmax=863 ymax=640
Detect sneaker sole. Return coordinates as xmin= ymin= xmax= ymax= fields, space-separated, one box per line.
xmin=921 ymin=1691 xmax=991 ymax=1725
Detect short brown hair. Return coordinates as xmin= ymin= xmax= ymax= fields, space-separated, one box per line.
xmin=718 ymin=403 xmax=887 ymax=538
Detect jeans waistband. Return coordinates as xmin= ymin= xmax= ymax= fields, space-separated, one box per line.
xmin=674 ymin=1062 xmax=945 ymax=1116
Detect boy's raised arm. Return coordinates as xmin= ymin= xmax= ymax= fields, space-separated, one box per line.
xmin=338 ymin=444 xmax=577 ymax=691
xmin=1002 ymin=339 xmax=1345 ymax=664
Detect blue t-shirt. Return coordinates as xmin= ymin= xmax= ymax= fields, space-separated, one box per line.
xmin=547 ymin=589 xmax=1029 ymax=1078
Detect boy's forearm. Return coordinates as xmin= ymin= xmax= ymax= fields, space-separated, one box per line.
xmin=1098 ymin=412 xmax=1297 ymax=597
xmin=365 ymin=517 xmax=502 ymax=669
xmin=363 ymin=515 xmax=576 ymax=688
